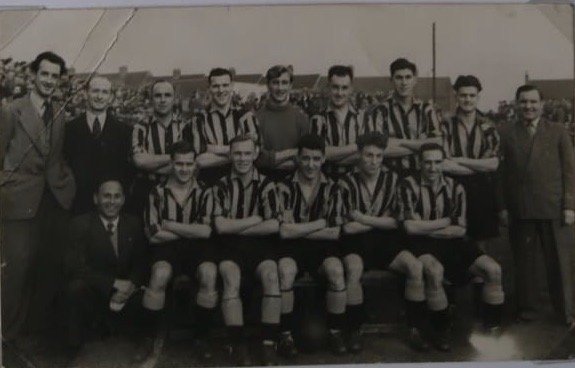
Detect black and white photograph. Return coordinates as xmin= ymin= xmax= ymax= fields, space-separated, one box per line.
xmin=0 ymin=2 xmax=574 ymax=368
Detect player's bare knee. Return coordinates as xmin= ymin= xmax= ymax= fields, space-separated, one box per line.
xmin=150 ymin=261 xmax=172 ymax=290
xmin=278 ymin=257 xmax=298 ymax=289
xmin=482 ymin=258 xmax=502 ymax=283
xmin=258 ymin=260 xmax=279 ymax=292
xmin=423 ymin=260 xmax=444 ymax=288
xmin=404 ymin=256 xmax=423 ymax=281
xmin=344 ymin=254 xmax=363 ymax=281
xmin=197 ymin=262 xmax=218 ymax=290
xmin=323 ymin=257 xmax=345 ymax=290
xmin=219 ymin=260 xmax=241 ymax=289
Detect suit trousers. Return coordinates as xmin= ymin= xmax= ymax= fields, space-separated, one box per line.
xmin=509 ymin=219 xmax=574 ymax=323
xmin=1 ymin=188 xmax=69 ymax=339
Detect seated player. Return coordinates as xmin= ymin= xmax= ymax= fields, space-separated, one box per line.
xmin=339 ymin=132 xmax=428 ymax=352
xmin=397 ymin=143 xmax=505 ymax=351
xmin=65 ymin=178 xmax=152 ymax=362
xmin=142 ymin=141 xmax=217 ymax=360
xmin=213 ymin=135 xmax=281 ymax=366
xmin=276 ymin=134 xmax=347 ymax=356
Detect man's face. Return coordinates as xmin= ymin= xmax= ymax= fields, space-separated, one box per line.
xmin=359 ymin=145 xmax=384 ymax=176
xmin=209 ymin=74 xmax=232 ymax=108
xmin=392 ymin=69 xmax=416 ymax=98
xmin=152 ymin=82 xmax=175 ymax=117
xmin=268 ymin=72 xmax=292 ymax=105
xmin=94 ymin=181 xmax=125 ymax=220
xmin=517 ymin=89 xmax=543 ymax=122
xmin=33 ymin=59 xmax=61 ymax=98
xmin=329 ymin=74 xmax=353 ymax=108
xmin=456 ymin=86 xmax=480 ymax=114
xmin=87 ymin=77 xmax=113 ymax=114
xmin=230 ymin=140 xmax=258 ymax=176
xmin=172 ymin=152 xmax=196 ymax=185
xmin=421 ymin=149 xmax=444 ymax=183
xmin=297 ymin=147 xmax=325 ymax=181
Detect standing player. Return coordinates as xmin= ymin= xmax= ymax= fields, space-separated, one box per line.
xmin=397 ymin=143 xmax=504 ymax=351
xmin=310 ymin=65 xmax=370 ymax=179
xmin=276 ymin=134 xmax=347 ymax=356
xmin=196 ymin=68 xmax=260 ymax=184
xmin=368 ymin=58 xmax=441 ymax=177
xmin=131 ymin=80 xmax=201 ymax=213
xmin=339 ymin=132 xmax=428 ymax=352
xmin=142 ymin=141 xmax=217 ymax=360
xmin=213 ymin=135 xmax=281 ymax=366
xmin=256 ymin=65 xmax=310 ymax=181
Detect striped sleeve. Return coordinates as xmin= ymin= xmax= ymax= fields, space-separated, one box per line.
xmin=183 ymin=115 xmax=206 ymax=154
xmin=259 ymin=179 xmax=279 ymax=220
xmin=396 ymin=178 xmax=420 ymax=221
xmin=132 ymin=122 xmax=147 ymax=155
xmin=276 ymin=182 xmax=294 ymax=224
xmin=451 ymin=181 xmax=467 ymax=227
xmin=424 ymin=102 xmax=442 ymax=138
xmin=310 ymin=114 xmax=325 ymax=138
xmin=368 ymin=104 xmax=387 ymax=134
xmin=199 ymin=187 xmax=214 ymax=225
xmin=440 ymin=119 xmax=452 ymax=158
xmin=482 ymin=123 xmax=501 ymax=159
xmin=337 ymin=177 xmax=353 ymax=219
xmin=240 ymin=110 xmax=261 ymax=146
xmin=144 ymin=186 xmax=162 ymax=238
xmin=326 ymin=184 xmax=344 ymax=227
xmin=212 ymin=181 xmax=230 ymax=218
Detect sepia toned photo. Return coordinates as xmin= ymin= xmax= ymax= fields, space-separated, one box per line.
xmin=0 ymin=3 xmax=574 ymax=368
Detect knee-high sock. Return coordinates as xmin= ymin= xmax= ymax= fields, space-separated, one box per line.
xmin=222 ymin=297 xmax=243 ymax=326
xmin=262 ymin=294 xmax=282 ymax=325
xmin=346 ymin=304 xmax=365 ymax=331
xmin=280 ymin=289 xmax=295 ymax=333
xmin=326 ymin=288 xmax=346 ymax=331
xmin=426 ymin=288 xmax=448 ymax=311
xmin=405 ymin=300 xmax=427 ymax=329
xmin=195 ymin=304 xmax=216 ymax=339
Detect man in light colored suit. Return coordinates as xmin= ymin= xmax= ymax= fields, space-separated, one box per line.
xmin=498 ymin=84 xmax=575 ymax=327
xmin=0 ymin=51 xmax=76 ymax=341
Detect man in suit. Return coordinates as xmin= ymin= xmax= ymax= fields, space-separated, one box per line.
xmin=65 ymin=178 xmax=152 ymax=361
xmin=499 ymin=84 xmax=575 ymax=326
xmin=0 ymin=51 xmax=76 ymax=341
xmin=64 ymin=75 xmax=134 ymax=216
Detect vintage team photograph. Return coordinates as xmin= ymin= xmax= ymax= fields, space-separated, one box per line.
xmin=0 ymin=3 xmax=574 ymax=367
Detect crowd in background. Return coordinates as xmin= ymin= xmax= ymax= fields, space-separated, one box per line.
xmin=1 ymin=57 xmax=573 ymax=133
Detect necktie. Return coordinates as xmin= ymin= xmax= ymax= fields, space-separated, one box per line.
xmin=527 ymin=122 xmax=536 ymax=137
xmin=93 ymin=117 xmax=102 ymax=136
xmin=42 ymin=101 xmax=53 ymax=127
xmin=107 ymin=222 xmax=118 ymax=257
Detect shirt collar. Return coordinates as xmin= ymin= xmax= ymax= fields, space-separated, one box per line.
xmin=230 ymin=167 xmax=261 ymax=185
xmin=326 ymin=102 xmax=357 ymax=116
xmin=209 ymin=103 xmax=233 ymax=117
xmin=100 ymin=215 xmax=119 ymax=232
xmin=525 ymin=117 xmax=540 ymax=129
xmin=291 ymin=170 xmax=328 ymax=185
xmin=420 ymin=172 xmax=448 ymax=190
xmin=86 ymin=110 xmax=107 ymax=130
xmin=29 ymin=90 xmax=47 ymax=116
xmin=390 ymin=94 xmax=420 ymax=109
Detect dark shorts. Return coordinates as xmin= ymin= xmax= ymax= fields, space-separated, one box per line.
xmin=150 ymin=239 xmax=218 ymax=277
xmin=217 ymin=235 xmax=278 ymax=277
xmin=449 ymin=173 xmax=499 ymax=241
xmin=340 ymin=230 xmax=406 ymax=270
xmin=404 ymin=236 xmax=485 ymax=285
xmin=278 ymin=239 xmax=341 ymax=274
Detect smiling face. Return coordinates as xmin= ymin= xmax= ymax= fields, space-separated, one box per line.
xmin=296 ymin=147 xmax=325 ymax=181
xmin=358 ymin=144 xmax=384 ymax=177
xmin=171 ymin=152 xmax=196 ymax=185
xmin=268 ymin=72 xmax=292 ymax=105
xmin=94 ymin=181 xmax=125 ymax=220
xmin=86 ymin=77 xmax=113 ymax=114
xmin=392 ymin=68 xmax=416 ymax=99
xmin=517 ymin=89 xmax=542 ymax=123
xmin=152 ymin=81 xmax=175 ymax=117
xmin=209 ymin=74 xmax=232 ymax=108
xmin=456 ymin=86 xmax=480 ymax=114
xmin=329 ymin=74 xmax=353 ymax=109
xmin=33 ymin=59 xmax=62 ymax=98
xmin=230 ymin=139 xmax=258 ymax=176
xmin=421 ymin=149 xmax=444 ymax=183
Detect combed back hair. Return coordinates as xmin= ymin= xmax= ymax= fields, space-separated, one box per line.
xmin=357 ymin=132 xmax=389 ymax=151
xmin=208 ymin=67 xmax=233 ymax=85
xmin=168 ymin=140 xmax=196 ymax=159
xmin=230 ymin=134 xmax=258 ymax=149
xmin=328 ymin=65 xmax=354 ymax=82
xmin=389 ymin=58 xmax=417 ymax=76
xmin=297 ymin=134 xmax=326 ymax=154
xmin=515 ymin=84 xmax=543 ymax=101
xmin=151 ymin=79 xmax=175 ymax=95
xmin=266 ymin=65 xmax=294 ymax=83
xmin=30 ymin=51 xmax=67 ymax=76
xmin=453 ymin=75 xmax=482 ymax=92
xmin=419 ymin=142 xmax=446 ymax=160
xmin=94 ymin=176 xmax=124 ymax=194
xmin=85 ymin=75 xmax=113 ymax=91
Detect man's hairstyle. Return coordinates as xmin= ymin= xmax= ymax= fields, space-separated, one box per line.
xmin=515 ymin=84 xmax=543 ymax=101
xmin=168 ymin=140 xmax=196 ymax=159
xmin=453 ymin=75 xmax=482 ymax=92
xmin=266 ymin=65 xmax=294 ymax=83
xmin=150 ymin=79 xmax=175 ymax=95
xmin=356 ymin=132 xmax=389 ymax=151
xmin=94 ymin=176 xmax=124 ymax=194
xmin=30 ymin=51 xmax=67 ymax=76
xmin=297 ymin=134 xmax=326 ymax=154
xmin=208 ymin=68 xmax=233 ymax=85
xmin=419 ymin=142 xmax=445 ymax=160
xmin=328 ymin=65 xmax=354 ymax=82
xmin=229 ymin=134 xmax=258 ymax=150
xmin=85 ymin=75 xmax=113 ymax=92
xmin=389 ymin=58 xmax=417 ymax=76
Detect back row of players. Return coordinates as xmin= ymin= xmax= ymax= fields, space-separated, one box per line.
xmin=68 ymin=59 xmax=507 ymax=365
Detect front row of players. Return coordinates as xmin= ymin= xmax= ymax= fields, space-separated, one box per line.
xmin=67 ymin=132 xmax=504 ymax=365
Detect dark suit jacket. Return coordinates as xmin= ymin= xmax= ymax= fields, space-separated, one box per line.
xmin=0 ymin=94 xmax=76 ymax=219
xmin=66 ymin=212 xmax=147 ymax=296
xmin=63 ymin=113 xmax=134 ymax=215
xmin=498 ymin=118 xmax=575 ymax=219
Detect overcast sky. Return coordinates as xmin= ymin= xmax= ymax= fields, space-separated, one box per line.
xmin=0 ymin=3 xmax=572 ymax=110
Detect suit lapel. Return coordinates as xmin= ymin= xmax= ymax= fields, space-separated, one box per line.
xmin=116 ymin=215 xmax=131 ymax=264
xmin=17 ymin=95 xmax=47 ymax=155
xmin=92 ymin=213 xmax=118 ymax=262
